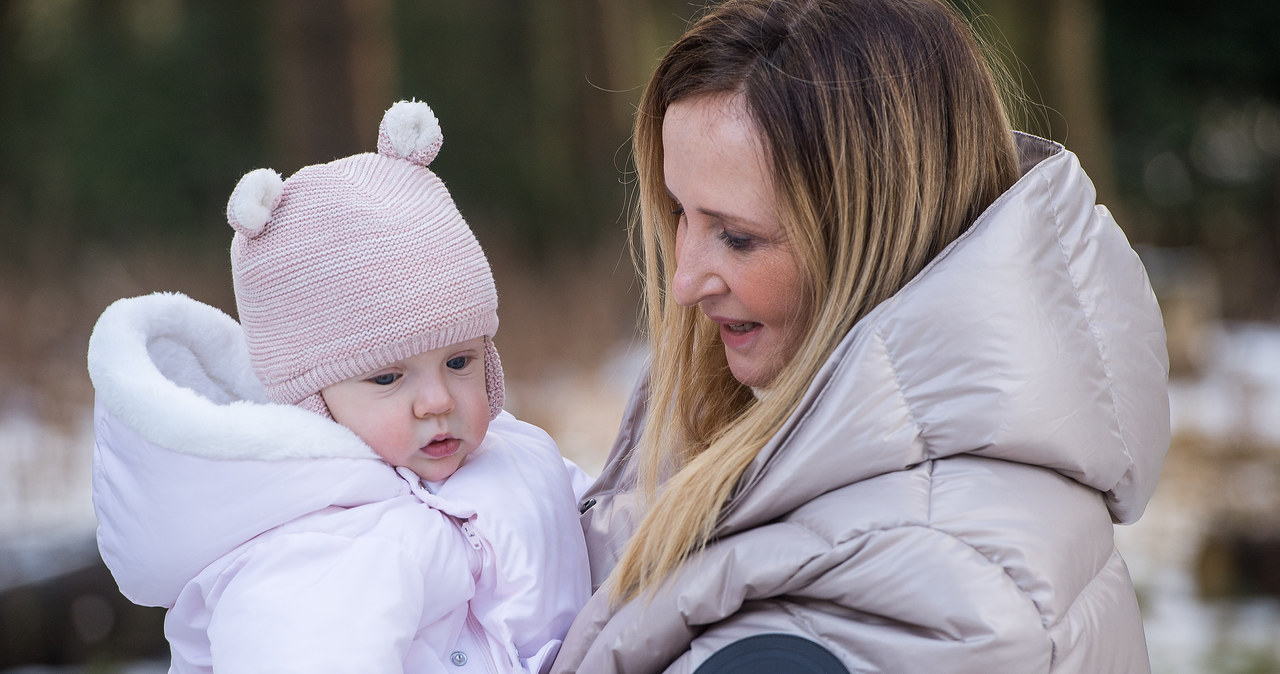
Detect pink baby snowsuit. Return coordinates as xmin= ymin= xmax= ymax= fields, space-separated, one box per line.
xmin=88 ymin=292 xmax=591 ymax=673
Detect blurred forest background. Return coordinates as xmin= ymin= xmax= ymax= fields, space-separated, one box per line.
xmin=0 ymin=0 xmax=1278 ymax=671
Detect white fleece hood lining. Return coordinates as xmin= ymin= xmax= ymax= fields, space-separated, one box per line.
xmin=87 ymin=292 xmax=376 ymax=461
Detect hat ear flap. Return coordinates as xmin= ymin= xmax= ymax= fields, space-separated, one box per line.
xmin=227 ymin=168 xmax=284 ymax=238
xmin=483 ymin=336 xmax=504 ymax=420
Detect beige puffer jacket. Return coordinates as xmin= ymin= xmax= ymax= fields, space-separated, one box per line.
xmin=552 ymin=135 xmax=1170 ymax=674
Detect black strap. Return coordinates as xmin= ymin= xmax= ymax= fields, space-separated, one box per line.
xmin=693 ymin=633 xmax=848 ymax=674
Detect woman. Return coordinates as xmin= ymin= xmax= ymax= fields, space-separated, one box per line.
xmin=551 ymin=0 xmax=1168 ymax=672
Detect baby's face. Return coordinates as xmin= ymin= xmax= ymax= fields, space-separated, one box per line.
xmin=321 ymin=336 xmax=490 ymax=482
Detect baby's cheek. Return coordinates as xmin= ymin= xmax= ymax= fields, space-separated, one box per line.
xmin=362 ymin=429 xmax=407 ymax=464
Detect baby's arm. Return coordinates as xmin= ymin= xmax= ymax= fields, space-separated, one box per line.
xmin=208 ymin=515 xmax=471 ymax=672
xmin=562 ymin=457 xmax=596 ymax=502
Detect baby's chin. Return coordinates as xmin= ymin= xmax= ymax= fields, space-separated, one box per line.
xmin=409 ymin=452 xmax=472 ymax=483
xmin=412 ymin=463 xmax=461 ymax=483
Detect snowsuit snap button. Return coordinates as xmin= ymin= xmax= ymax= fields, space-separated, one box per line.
xmin=450 ymin=651 xmax=468 ymax=666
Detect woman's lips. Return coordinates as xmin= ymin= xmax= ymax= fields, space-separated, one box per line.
xmin=421 ymin=437 xmax=460 ymax=459
xmin=713 ymin=317 xmax=761 ymax=350
xmin=711 ymin=314 xmax=757 ymax=350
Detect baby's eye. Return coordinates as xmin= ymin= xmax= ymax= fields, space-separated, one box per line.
xmin=369 ymin=372 xmax=400 ymax=386
xmin=446 ymin=356 xmax=470 ymax=370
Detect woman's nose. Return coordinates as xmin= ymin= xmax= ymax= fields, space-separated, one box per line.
xmin=413 ymin=379 xmax=454 ymax=418
xmin=671 ymin=227 xmax=726 ymax=307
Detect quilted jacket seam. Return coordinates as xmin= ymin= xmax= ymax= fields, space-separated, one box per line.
xmin=1037 ymin=167 xmax=1134 ymax=475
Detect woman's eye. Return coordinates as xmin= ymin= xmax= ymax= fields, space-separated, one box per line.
xmin=671 ymin=204 xmax=686 ymax=217
xmin=446 ymin=356 xmax=470 ymax=370
xmin=369 ymin=373 xmax=400 ymax=386
xmin=717 ymin=229 xmax=753 ymax=251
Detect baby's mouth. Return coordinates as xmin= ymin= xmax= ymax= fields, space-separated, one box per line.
xmin=421 ymin=436 xmax=460 ymax=459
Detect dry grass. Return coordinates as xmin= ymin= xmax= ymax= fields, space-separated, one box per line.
xmin=487 ymin=241 xmax=643 ymax=471
xmin=0 ymin=239 xmax=237 ymax=430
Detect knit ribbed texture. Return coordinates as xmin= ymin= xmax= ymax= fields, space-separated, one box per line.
xmin=228 ymin=100 xmax=503 ymax=420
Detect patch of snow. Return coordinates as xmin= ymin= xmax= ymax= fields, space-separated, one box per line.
xmin=1169 ymin=322 xmax=1280 ymax=445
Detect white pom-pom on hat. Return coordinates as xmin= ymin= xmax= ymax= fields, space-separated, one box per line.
xmin=377 ymin=100 xmax=443 ymax=167
xmin=227 ymin=168 xmax=284 ymax=238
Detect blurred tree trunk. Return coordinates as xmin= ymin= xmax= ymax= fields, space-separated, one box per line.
xmin=347 ymin=0 xmax=397 ymax=143
xmin=269 ymin=0 xmax=396 ymax=168
xmin=976 ymin=0 xmax=1116 ymax=204
xmin=1043 ymin=0 xmax=1114 ymax=203
xmin=522 ymin=0 xmax=687 ymax=249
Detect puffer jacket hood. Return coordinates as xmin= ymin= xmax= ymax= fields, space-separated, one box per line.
xmin=720 ymin=133 xmax=1169 ymax=535
xmin=87 ymin=292 xmax=414 ymax=608
xmin=554 ymin=134 xmax=1170 ymax=673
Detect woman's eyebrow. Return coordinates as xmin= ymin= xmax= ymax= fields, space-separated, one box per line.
xmin=665 ymin=186 xmax=773 ymax=231
xmin=694 ymin=206 xmax=770 ymax=231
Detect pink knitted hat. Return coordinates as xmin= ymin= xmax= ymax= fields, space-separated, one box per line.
xmin=227 ymin=100 xmax=504 ymax=420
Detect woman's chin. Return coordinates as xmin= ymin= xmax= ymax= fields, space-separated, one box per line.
xmin=727 ymin=359 xmax=779 ymax=389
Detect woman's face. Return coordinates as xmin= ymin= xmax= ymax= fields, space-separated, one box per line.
xmin=663 ymin=94 xmax=809 ymax=388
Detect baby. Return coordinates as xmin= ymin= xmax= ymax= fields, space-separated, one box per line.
xmin=88 ymin=100 xmax=590 ymax=672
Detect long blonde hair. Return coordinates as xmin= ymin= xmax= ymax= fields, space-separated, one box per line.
xmin=612 ymin=0 xmax=1021 ymax=602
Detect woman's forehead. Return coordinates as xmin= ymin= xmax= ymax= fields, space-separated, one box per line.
xmin=661 ymin=95 xmax=776 ymax=225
